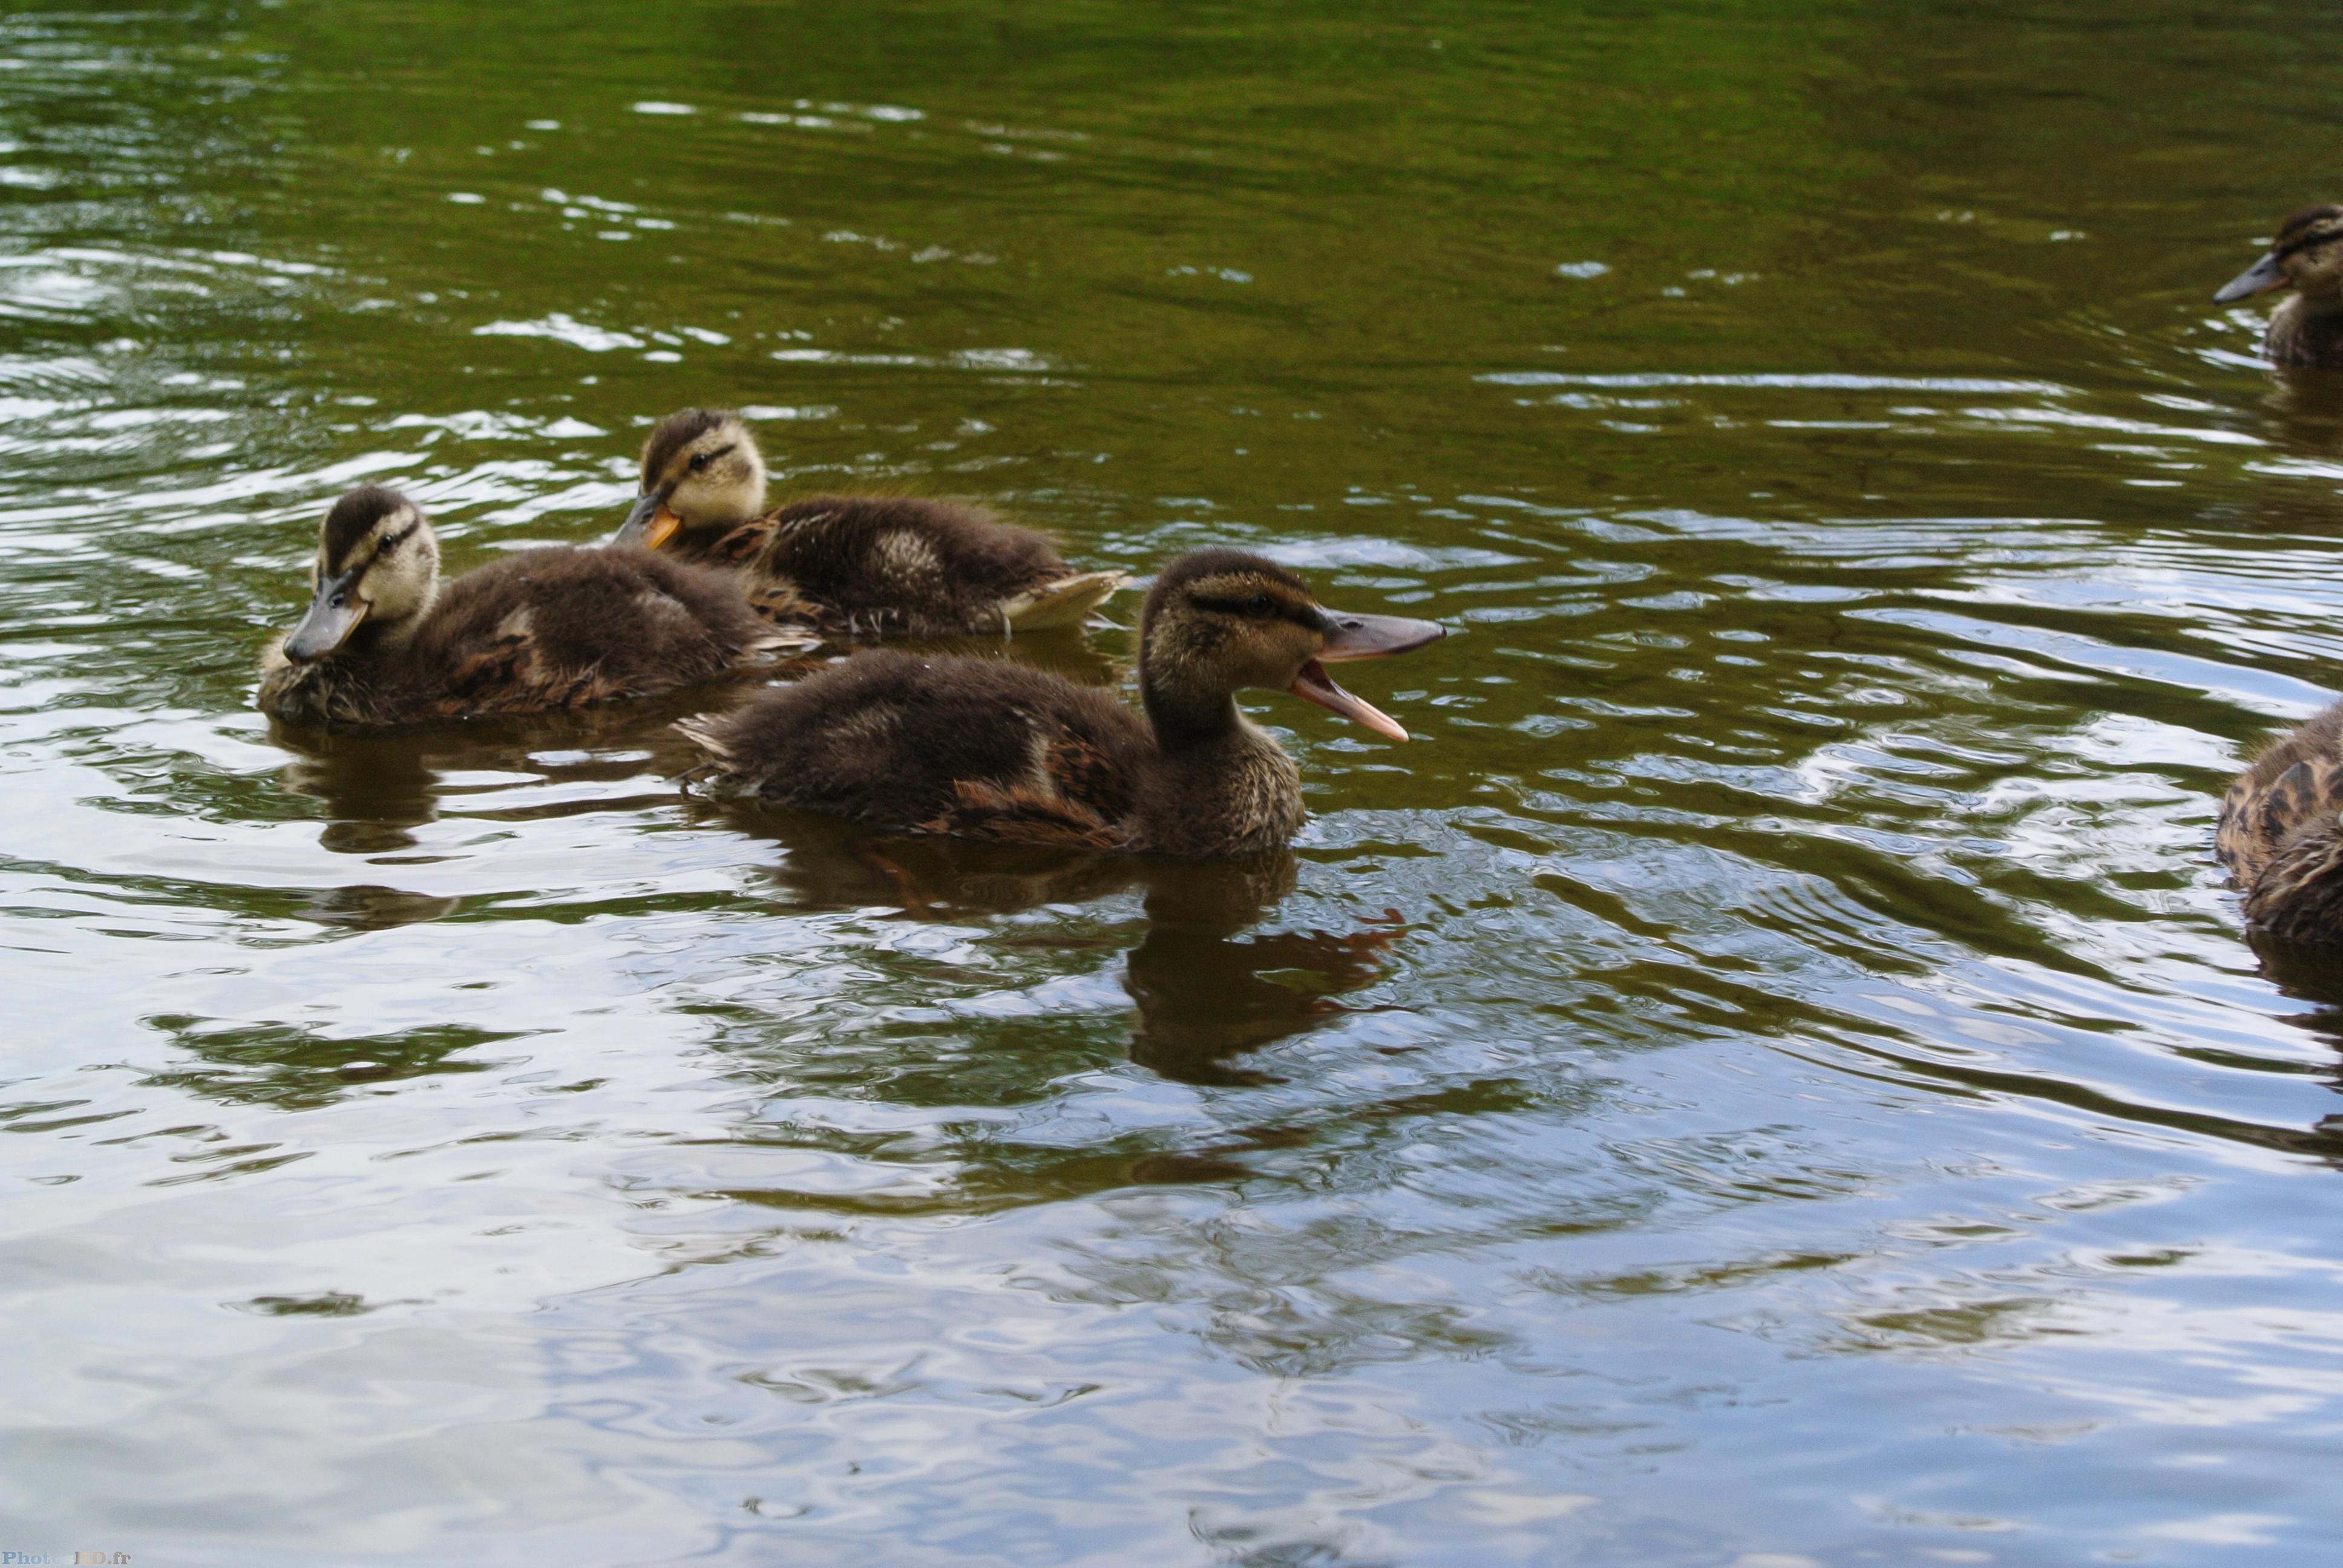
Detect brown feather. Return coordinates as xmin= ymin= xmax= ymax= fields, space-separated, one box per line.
xmin=259 ymin=524 xmax=781 ymax=728
xmin=2218 ymin=701 xmax=2343 ymax=943
xmin=676 ymin=550 xmax=1435 ymax=858
xmin=666 ymin=496 xmax=1115 ymax=639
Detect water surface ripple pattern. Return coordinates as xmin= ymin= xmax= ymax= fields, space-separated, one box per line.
xmin=2 ymin=2 xmax=2342 ymax=1564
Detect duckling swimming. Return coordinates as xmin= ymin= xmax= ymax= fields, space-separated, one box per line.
xmin=2216 ymin=206 xmax=2343 ymax=367
xmin=2218 ymin=704 xmax=2343 ymax=946
xmin=258 ymin=485 xmax=795 ymax=727
xmin=614 ymin=408 xmax=1125 ymax=638
xmin=677 ymin=549 xmax=1444 ymax=858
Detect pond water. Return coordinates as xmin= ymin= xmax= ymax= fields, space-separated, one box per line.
xmin=7 ymin=2 xmax=2343 ymax=1563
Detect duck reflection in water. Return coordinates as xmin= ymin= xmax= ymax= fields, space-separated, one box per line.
xmin=739 ymin=814 xmax=1408 ymax=1086
xmin=1124 ymin=857 xmax=1406 ymax=1086
xmin=2218 ymin=936 xmax=2343 ymax=1159
xmin=268 ymin=702 xmax=724 ymax=930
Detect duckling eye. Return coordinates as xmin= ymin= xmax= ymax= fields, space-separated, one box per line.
xmin=688 ymin=452 xmax=710 ymax=473
xmin=1244 ymin=593 xmax=1275 ymax=616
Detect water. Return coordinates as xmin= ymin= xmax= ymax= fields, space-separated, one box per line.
xmin=5 ymin=1 xmax=2343 ymax=1561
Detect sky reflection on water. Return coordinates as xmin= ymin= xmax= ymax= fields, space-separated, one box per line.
xmin=5 ymin=1 xmax=2343 ymax=1563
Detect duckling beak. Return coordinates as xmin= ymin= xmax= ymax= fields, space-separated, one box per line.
xmin=1289 ymin=610 xmax=1447 ymax=742
xmin=615 ymin=491 xmax=684 ymax=550
xmin=2216 ymin=252 xmax=2288 ymax=304
xmin=283 ymin=569 xmax=369 ymax=664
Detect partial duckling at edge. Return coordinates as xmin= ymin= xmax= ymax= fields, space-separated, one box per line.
xmin=677 ymin=549 xmax=1444 ymax=859
xmin=258 ymin=486 xmax=795 ymax=727
xmin=2217 ymin=206 xmax=2343 ymax=368
xmin=2216 ymin=701 xmax=2343 ymax=946
xmin=615 ymin=408 xmax=1125 ymax=638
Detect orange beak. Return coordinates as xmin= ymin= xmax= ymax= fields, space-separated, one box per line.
xmin=616 ymin=492 xmax=685 ymax=550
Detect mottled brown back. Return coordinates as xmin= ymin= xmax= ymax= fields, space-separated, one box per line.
xmin=672 ymin=495 xmax=1075 ymax=638
xmin=261 ymin=546 xmax=776 ymax=726
xmin=684 ymin=649 xmax=1149 ymax=840
xmin=2218 ymin=699 xmax=2343 ymax=944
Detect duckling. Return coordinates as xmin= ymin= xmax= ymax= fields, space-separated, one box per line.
xmin=614 ymin=408 xmax=1126 ymax=638
xmin=2218 ymin=704 xmax=2343 ymax=945
xmin=677 ymin=549 xmax=1445 ymax=858
xmin=2216 ymin=206 xmax=2343 ymax=367
xmin=258 ymin=485 xmax=796 ymax=727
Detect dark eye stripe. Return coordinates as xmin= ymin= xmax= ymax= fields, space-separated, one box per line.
xmin=2278 ymin=229 xmax=2343 ymax=260
xmin=334 ymin=517 xmax=421 ymax=577
xmin=1193 ymin=592 xmax=1316 ymax=626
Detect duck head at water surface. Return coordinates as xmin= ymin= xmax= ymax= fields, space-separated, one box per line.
xmin=1136 ymin=549 xmax=1434 ymax=744
xmin=615 ymin=407 xmax=767 ymax=550
xmin=2217 ymin=206 xmax=2343 ymax=367
xmin=279 ymin=485 xmax=441 ymax=662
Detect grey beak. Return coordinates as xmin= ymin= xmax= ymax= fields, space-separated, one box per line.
xmin=283 ymin=567 xmax=369 ymax=663
xmin=2216 ymin=252 xmax=2288 ymax=304
xmin=1285 ymin=609 xmax=1447 ymax=742
xmin=1313 ymin=609 xmax=1447 ymax=662
xmin=612 ymin=491 xmax=661 ymax=549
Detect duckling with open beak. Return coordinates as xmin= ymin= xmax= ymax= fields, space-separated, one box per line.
xmin=677 ymin=548 xmax=1446 ymax=858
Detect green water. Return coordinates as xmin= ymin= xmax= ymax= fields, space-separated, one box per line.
xmin=7 ymin=1 xmax=2343 ymax=1562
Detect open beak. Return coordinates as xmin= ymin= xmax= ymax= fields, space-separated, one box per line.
xmin=614 ymin=491 xmax=683 ymax=550
xmin=2215 ymin=252 xmax=2288 ymax=304
xmin=1287 ymin=609 xmax=1447 ymax=742
xmin=282 ymin=570 xmax=369 ymax=664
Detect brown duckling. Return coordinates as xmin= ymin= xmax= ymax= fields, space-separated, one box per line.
xmin=258 ymin=485 xmax=796 ymax=727
xmin=2216 ymin=206 xmax=2343 ymax=367
xmin=614 ymin=408 xmax=1126 ymax=638
xmin=2218 ymin=704 xmax=2343 ymax=945
xmin=678 ymin=549 xmax=1444 ymax=858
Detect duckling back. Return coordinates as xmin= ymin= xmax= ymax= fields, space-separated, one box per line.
xmin=681 ymin=649 xmax=1149 ymax=844
xmin=749 ymin=497 xmax=1101 ymax=638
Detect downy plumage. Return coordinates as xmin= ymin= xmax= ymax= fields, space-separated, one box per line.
xmin=2218 ymin=702 xmax=2343 ymax=945
xmin=614 ymin=408 xmax=1124 ymax=638
xmin=677 ymin=549 xmax=1445 ymax=858
xmin=2216 ymin=206 xmax=2343 ymax=367
xmin=258 ymin=485 xmax=793 ymax=727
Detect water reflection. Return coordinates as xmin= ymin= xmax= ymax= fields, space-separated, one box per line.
xmin=137 ymin=1015 xmax=513 ymax=1111
xmin=18 ymin=0 xmax=2343 ymax=1560
xmin=1126 ymin=861 xmax=1404 ymax=1086
xmin=2255 ymin=367 xmax=2343 ymax=465
xmin=731 ymin=811 xmax=1407 ymax=1085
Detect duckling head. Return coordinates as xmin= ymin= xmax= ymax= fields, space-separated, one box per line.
xmin=1137 ymin=549 xmax=1445 ymax=743
xmin=280 ymin=486 xmax=440 ymax=663
xmin=615 ymin=408 xmax=767 ymax=550
xmin=2217 ymin=206 xmax=2343 ymax=307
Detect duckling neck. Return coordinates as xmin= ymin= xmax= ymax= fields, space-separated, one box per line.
xmin=1135 ymin=690 xmax=1305 ymax=858
xmin=1142 ymin=683 xmax=1243 ymax=752
xmin=2269 ymin=295 xmax=2343 ymax=367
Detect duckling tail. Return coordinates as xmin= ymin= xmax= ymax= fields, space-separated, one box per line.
xmin=674 ymin=714 xmax=737 ymax=763
xmin=749 ymin=627 xmax=824 ymax=659
xmin=998 ymin=570 xmax=1127 ymax=633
